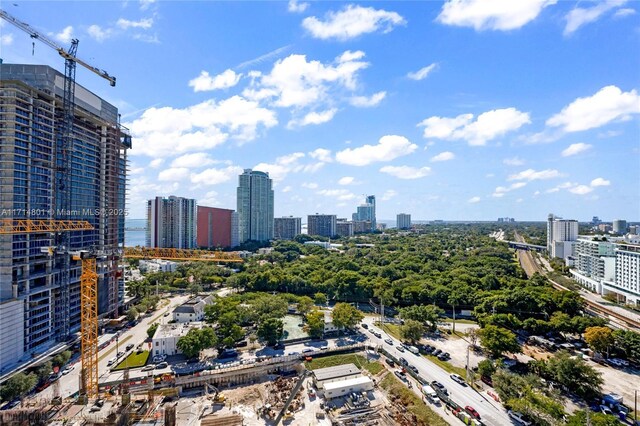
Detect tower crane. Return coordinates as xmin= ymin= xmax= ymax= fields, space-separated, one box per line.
xmin=0 ymin=9 xmax=117 ymax=342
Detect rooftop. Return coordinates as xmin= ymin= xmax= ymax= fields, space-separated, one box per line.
xmin=312 ymin=363 xmax=360 ymax=382
xmin=323 ymin=375 xmax=372 ymax=391
xmin=154 ymin=322 xmax=203 ymax=339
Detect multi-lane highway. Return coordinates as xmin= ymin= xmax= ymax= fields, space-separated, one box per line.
xmin=361 ymin=316 xmax=512 ymax=426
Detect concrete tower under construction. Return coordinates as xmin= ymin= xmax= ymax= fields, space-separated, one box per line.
xmin=0 ymin=64 xmax=130 ymax=372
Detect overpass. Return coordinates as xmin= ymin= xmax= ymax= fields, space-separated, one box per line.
xmin=506 ymin=241 xmax=547 ymax=252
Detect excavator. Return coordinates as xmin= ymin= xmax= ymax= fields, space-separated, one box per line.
xmin=205 ymin=383 xmax=226 ymax=405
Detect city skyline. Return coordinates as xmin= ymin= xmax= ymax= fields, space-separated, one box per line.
xmin=2 ymin=2 xmax=638 ymax=221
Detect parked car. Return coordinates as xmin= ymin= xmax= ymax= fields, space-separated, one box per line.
xmin=437 ymin=353 xmax=450 ymax=361
xmin=385 ymin=358 xmax=395 ymax=367
xmin=107 ymin=357 xmax=117 ymax=366
xmin=450 ymin=374 xmax=466 ymax=386
xmin=432 ymin=349 xmax=442 ymax=356
xmin=408 ymin=365 xmax=418 ymax=374
xmin=431 ymin=381 xmax=448 ymax=395
xmin=155 ymin=362 xmax=168 ymax=369
xmin=361 ymin=323 xmax=368 ymax=329
xmin=62 ymin=366 xmax=75 ymax=375
xmin=399 ymin=357 xmax=408 ymax=366
xmin=373 ymin=332 xmax=382 ymax=338
xmin=302 ymin=348 xmax=315 ymax=353
xmin=423 ymin=345 xmax=434 ymax=353
xmin=465 ymin=406 xmax=481 ymax=419
xmin=396 ymin=345 xmax=405 ymax=352
xmin=384 ymin=338 xmax=393 ymax=345
xmin=125 ymin=344 xmax=134 ymax=351
xmin=508 ymin=410 xmax=532 ymax=426
xmin=141 ymin=364 xmax=155 ymax=371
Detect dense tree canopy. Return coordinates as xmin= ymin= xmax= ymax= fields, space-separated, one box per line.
xmin=331 ymin=303 xmax=364 ymax=329
xmin=479 ymin=325 xmax=521 ymax=357
xmin=176 ymin=327 xmax=217 ymax=359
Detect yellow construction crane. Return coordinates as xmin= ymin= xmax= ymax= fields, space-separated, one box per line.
xmin=0 ymin=219 xmax=243 ymax=400
xmin=0 ymin=219 xmax=100 ymax=399
xmin=124 ymin=247 xmax=243 ymax=262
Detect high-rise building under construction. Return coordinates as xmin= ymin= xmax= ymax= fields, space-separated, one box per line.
xmin=0 ymin=64 xmax=130 ymax=371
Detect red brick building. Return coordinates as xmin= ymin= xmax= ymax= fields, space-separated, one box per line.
xmin=196 ymin=206 xmax=238 ymax=249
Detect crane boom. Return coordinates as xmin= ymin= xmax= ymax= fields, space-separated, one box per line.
xmin=0 ymin=9 xmax=116 ymax=86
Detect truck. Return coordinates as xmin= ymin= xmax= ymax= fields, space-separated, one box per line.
xmin=407 ymin=345 xmax=420 ymax=355
xmin=421 ymin=385 xmax=439 ymax=403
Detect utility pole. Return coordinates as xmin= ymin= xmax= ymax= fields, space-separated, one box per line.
xmin=634 ymin=390 xmax=637 ymax=426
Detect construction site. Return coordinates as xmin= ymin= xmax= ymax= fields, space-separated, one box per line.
xmin=0 ymin=348 xmax=446 ymax=426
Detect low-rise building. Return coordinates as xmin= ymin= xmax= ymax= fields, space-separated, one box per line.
xmin=173 ymin=296 xmax=213 ymax=323
xmin=324 ymin=376 xmax=374 ymax=399
xmin=152 ymin=322 xmax=203 ymax=357
xmin=312 ymin=363 xmax=361 ymax=389
xmin=139 ymin=259 xmax=178 ymax=273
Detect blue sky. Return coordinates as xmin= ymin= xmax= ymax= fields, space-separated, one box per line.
xmin=2 ymin=0 xmax=639 ymax=222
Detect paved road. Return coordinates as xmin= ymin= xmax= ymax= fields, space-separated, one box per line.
xmin=361 ymin=317 xmax=513 ymax=426
xmin=34 ymin=294 xmax=191 ymax=400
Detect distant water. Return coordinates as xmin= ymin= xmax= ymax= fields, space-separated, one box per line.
xmin=125 ymin=219 xmax=146 ymax=247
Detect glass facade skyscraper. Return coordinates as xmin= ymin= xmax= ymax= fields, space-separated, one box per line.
xmin=237 ymin=169 xmax=274 ymax=243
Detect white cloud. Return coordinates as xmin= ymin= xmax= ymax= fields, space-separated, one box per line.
xmin=126 ymin=96 xmax=277 ymax=157
xmin=117 ymin=17 xmax=154 ymax=30
xmin=308 ymin=148 xmax=333 ymax=163
xmin=492 ymin=182 xmax=527 ymax=197
xmin=437 ymin=0 xmax=556 ymax=31
xmin=508 ymin=168 xmax=562 ymax=181
xmin=139 ymin=0 xmax=156 ymax=11
xmin=503 ymin=157 xmax=525 ymax=166
xmin=149 ymin=159 xmax=164 ymax=168
xmin=561 ymin=142 xmax=592 ymax=157
xmin=288 ymin=0 xmax=309 ymax=13
xmin=590 ymin=177 xmax=611 ymax=187
xmin=349 ymin=91 xmax=386 ymax=107
xmin=171 ymin=153 xmax=217 ymax=168
xmin=302 ymin=5 xmax=405 ymax=41
xmin=189 ymin=69 xmax=242 ymax=92
xmin=338 ymin=176 xmax=355 ymax=185
xmin=468 ymin=196 xmax=481 ymax=203
xmin=569 ymin=185 xmax=593 ymax=195
xmin=288 ymin=108 xmax=337 ymax=128
xmin=0 ymin=33 xmax=13 ymax=46
xmin=430 ymin=151 xmax=455 ymax=162
xmin=253 ymin=152 xmax=324 ymax=182
xmin=614 ymin=8 xmax=636 ymax=18
xmin=380 ymin=165 xmax=431 ymax=179
xmin=381 ymin=189 xmax=398 ymax=201
xmin=282 ymin=186 xmax=292 ymax=193
xmin=54 ymin=26 xmax=74 ymax=44
xmin=190 ymin=166 xmax=243 ymax=186
xmin=407 ymin=63 xmax=438 ymax=81
xmin=243 ymin=51 xmax=369 ymax=109
xmin=317 ymin=188 xmax=357 ymax=201
xmin=87 ymin=24 xmax=113 ymax=42
xmin=564 ymin=0 xmax=626 ymax=36
xmin=336 ymin=135 xmax=417 ymax=166
xmin=546 ymin=86 xmax=640 ymax=133
xmin=158 ymin=167 xmax=190 ymax=182
xmin=418 ymin=108 xmax=530 ymax=146
xmin=199 ymin=190 xmax=219 ymax=207
xmin=302 ymin=182 xmax=319 ymax=189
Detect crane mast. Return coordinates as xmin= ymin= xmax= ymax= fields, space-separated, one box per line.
xmin=1 ymin=9 xmax=117 ymax=402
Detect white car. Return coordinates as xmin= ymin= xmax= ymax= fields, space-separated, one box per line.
xmin=384 ymin=338 xmax=393 ymax=345
xmin=62 ymin=365 xmax=75 ymax=375
xmin=152 ymin=354 xmax=166 ymax=363
xmin=508 ymin=410 xmax=532 ymax=426
xmin=450 ymin=374 xmax=466 ymax=385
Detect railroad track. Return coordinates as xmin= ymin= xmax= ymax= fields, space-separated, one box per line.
xmin=511 ymin=231 xmax=640 ymax=332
